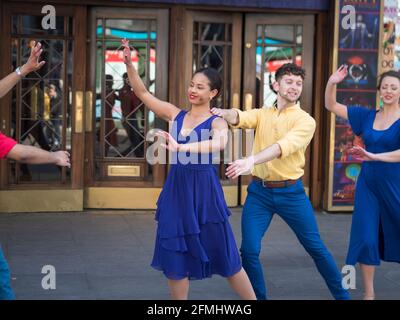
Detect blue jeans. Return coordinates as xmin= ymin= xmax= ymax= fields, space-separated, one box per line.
xmin=240 ymin=180 xmax=350 ymax=300
xmin=0 ymin=246 xmax=15 ymax=300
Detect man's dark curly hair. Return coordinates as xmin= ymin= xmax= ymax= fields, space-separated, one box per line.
xmin=275 ymin=63 xmax=306 ymax=82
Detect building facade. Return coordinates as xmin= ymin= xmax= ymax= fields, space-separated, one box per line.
xmin=0 ymin=0 xmax=389 ymax=212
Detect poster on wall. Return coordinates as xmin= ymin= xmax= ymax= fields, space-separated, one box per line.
xmin=327 ymin=0 xmax=382 ymax=211
xmin=382 ymin=0 xmax=398 ymax=71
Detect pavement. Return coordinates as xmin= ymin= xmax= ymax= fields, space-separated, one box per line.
xmin=0 ymin=208 xmax=399 ymax=300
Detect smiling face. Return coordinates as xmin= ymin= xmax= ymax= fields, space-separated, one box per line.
xmin=273 ymin=73 xmax=303 ymax=103
xmin=187 ymin=72 xmax=218 ymax=106
xmin=379 ymin=76 xmax=400 ymax=105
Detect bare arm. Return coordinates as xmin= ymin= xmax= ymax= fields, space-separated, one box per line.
xmin=122 ymin=39 xmax=181 ymax=122
xmin=156 ymin=118 xmax=229 ymax=154
xmin=325 ymin=65 xmax=349 ymax=120
xmin=7 ymin=144 xmax=70 ymax=167
xmin=0 ymin=41 xmax=45 ymax=98
xmin=349 ymin=146 xmax=400 ymax=163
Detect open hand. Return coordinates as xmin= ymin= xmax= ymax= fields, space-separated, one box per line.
xmin=328 ymin=65 xmax=348 ymax=85
xmin=226 ymin=156 xmax=255 ymax=179
xmin=348 ymin=146 xmax=376 ymax=161
xmin=156 ymin=130 xmax=180 ymax=152
xmin=21 ymin=41 xmax=46 ymax=75
xmin=121 ymin=38 xmax=132 ymax=66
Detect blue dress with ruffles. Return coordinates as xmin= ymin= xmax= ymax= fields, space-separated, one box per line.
xmin=151 ymin=110 xmax=242 ymax=280
xmin=346 ymin=106 xmax=400 ymax=265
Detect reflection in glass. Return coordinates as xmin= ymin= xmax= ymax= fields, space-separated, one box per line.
xmin=11 ymin=36 xmax=72 ymax=183
xmin=256 ymin=24 xmax=304 ymax=109
xmin=263 ymin=46 xmax=293 ymax=107
xmin=192 ymin=21 xmax=232 ymax=180
xmin=104 ymin=19 xmax=152 ymax=40
xmin=200 ymin=45 xmax=224 ymax=73
xmin=265 ymin=25 xmax=294 ymax=43
xmin=20 ymin=15 xmax=65 ymax=35
xmin=95 ymin=18 xmax=156 ymax=168
xmin=296 ymin=25 xmax=303 ymax=45
xmin=200 ymin=23 xmax=225 ymax=41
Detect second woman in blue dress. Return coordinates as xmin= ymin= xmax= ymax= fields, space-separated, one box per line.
xmin=122 ymin=39 xmax=256 ymax=300
xmin=325 ymin=66 xmax=400 ymax=300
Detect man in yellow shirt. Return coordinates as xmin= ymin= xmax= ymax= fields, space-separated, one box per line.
xmin=211 ymin=63 xmax=349 ymax=300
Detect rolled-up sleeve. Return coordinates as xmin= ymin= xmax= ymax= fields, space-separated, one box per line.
xmin=276 ymin=115 xmax=316 ymax=159
xmin=229 ymin=109 xmax=261 ymax=129
xmin=0 ymin=132 xmax=17 ymax=159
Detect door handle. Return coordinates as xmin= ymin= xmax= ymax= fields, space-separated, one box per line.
xmin=85 ymin=91 xmax=93 ymax=132
xmin=245 ymin=93 xmax=252 ymax=111
xmin=232 ymin=93 xmax=239 ymax=109
xmin=75 ymin=91 xmax=83 ymax=133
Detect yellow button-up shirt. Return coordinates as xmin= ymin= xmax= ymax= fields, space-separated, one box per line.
xmin=231 ymin=103 xmax=316 ymax=181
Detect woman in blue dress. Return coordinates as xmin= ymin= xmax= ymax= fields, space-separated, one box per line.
xmin=122 ymin=39 xmax=256 ymax=300
xmin=325 ymin=66 xmax=400 ymax=300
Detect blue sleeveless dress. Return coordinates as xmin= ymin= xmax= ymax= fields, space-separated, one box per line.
xmin=151 ymin=110 xmax=242 ymax=280
xmin=346 ymin=106 xmax=400 ymax=265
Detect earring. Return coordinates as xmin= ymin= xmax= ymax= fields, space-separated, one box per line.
xmin=379 ymin=97 xmax=384 ymax=110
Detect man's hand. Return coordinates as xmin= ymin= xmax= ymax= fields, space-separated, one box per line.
xmin=226 ymin=156 xmax=255 ymax=179
xmin=210 ymin=107 xmax=239 ymax=125
xmin=210 ymin=107 xmax=228 ymax=118
xmin=52 ymin=151 xmax=71 ymax=167
xmin=20 ymin=41 xmax=46 ymax=76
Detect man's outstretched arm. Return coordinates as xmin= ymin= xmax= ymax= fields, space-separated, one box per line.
xmin=7 ymin=144 xmax=70 ymax=167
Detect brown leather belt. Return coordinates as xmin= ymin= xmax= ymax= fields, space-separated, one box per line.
xmin=252 ymin=176 xmax=298 ymax=188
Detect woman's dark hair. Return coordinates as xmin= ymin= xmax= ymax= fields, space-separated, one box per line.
xmin=193 ymin=67 xmax=222 ymax=98
xmin=377 ymin=70 xmax=400 ymax=89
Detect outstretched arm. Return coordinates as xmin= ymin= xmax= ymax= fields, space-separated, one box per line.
xmin=225 ymin=144 xmax=282 ymax=179
xmin=0 ymin=41 xmax=46 ymax=98
xmin=225 ymin=115 xmax=315 ymax=179
xmin=7 ymin=145 xmax=70 ymax=167
xmin=349 ymin=146 xmax=400 ymax=163
xmin=157 ymin=117 xmax=228 ymax=154
xmin=122 ymin=39 xmax=181 ymax=122
xmin=325 ymin=65 xmax=348 ymax=120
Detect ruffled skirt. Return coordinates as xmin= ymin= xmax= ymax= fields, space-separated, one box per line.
xmin=151 ymin=164 xmax=242 ymax=280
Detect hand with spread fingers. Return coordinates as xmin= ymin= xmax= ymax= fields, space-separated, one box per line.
xmin=121 ymin=38 xmax=133 ymax=66
xmin=226 ymin=156 xmax=255 ymax=179
xmin=21 ymin=41 xmax=46 ymax=76
xmin=348 ymin=146 xmax=377 ymax=161
xmin=328 ymin=64 xmax=348 ymax=85
xmin=156 ymin=130 xmax=180 ymax=152
xmin=210 ymin=107 xmax=227 ymax=118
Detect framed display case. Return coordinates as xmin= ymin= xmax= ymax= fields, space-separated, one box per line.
xmin=325 ymin=0 xmax=384 ymax=211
